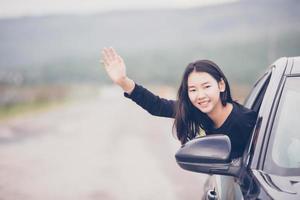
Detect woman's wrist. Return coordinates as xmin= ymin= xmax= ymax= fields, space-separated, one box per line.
xmin=118 ymin=77 xmax=135 ymax=94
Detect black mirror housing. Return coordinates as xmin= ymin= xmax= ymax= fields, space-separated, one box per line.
xmin=175 ymin=134 xmax=242 ymax=177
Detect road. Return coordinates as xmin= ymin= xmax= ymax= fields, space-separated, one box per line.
xmin=0 ymin=86 xmax=208 ymax=200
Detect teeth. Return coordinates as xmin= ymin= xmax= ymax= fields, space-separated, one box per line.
xmin=198 ymin=101 xmax=209 ymax=106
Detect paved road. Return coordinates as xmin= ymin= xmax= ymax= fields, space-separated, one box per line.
xmin=0 ymin=86 xmax=208 ymax=200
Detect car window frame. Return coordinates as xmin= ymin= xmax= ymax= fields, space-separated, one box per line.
xmin=244 ymin=69 xmax=272 ymax=111
xmin=250 ymin=58 xmax=291 ymax=170
xmin=263 ymin=75 xmax=300 ymax=176
xmin=243 ymin=69 xmax=272 ymax=166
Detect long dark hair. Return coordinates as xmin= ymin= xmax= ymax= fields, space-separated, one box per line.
xmin=173 ymin=60 xmax=233 ymax=145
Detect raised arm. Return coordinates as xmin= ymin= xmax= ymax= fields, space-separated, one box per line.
xmin=101 ymin=47 xmax=135 ymax=94
xmin=101 ymin=47 xmax=177 ymax=118
xmin=124 ymin=83 xmax=177 ymax=118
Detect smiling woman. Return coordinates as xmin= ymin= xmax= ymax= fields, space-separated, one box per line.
xmin=101 ymin=47 xmax=257 ymax=159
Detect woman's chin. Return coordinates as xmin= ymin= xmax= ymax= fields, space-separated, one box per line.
xmin=195 ymin=104 xmax=213 ymax=114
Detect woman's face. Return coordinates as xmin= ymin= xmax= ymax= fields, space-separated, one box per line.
xmin=187 ymin=71 xmax=225 ymax=114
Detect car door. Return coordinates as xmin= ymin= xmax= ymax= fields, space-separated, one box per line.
xmin=202 ymin=67 xmax=273 ymax=200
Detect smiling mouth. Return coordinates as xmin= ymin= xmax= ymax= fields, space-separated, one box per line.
xmin=198 ymin=100 xmax=210 ymax=107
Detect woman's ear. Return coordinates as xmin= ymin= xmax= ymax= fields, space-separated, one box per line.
xmin=219 ymin=78 xmax=226 ymax=92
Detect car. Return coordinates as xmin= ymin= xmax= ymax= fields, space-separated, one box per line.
xmin=175 ymin=57 xmax=300 ymax=200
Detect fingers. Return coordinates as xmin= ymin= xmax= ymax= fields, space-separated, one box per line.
xmin=100 ymin=48 xmax=110 ymax=67
xmin=101 ymin=48 xmax=110 ymax=63
xmin=103 ymin=47 xmax=116 ymax=60
xmin=116 ymin=55 xmax=123 ymax=63
xmin=101 ymin=47 xmax=123 ymax=67
xmin=110 ymin=48 xmax=117 ymax=59
xmin=100 ymin=58 xmax=109 ymax=67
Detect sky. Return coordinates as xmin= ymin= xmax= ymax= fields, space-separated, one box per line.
xmin=0 ymin=0 xmax=239 ymax=18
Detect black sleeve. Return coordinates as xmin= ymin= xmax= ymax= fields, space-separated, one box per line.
xmin=124 ymin=83 xmax=177 ymax=118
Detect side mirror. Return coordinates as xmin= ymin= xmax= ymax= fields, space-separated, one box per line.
xmin=175 ymin=134 xmax=242 ymax=177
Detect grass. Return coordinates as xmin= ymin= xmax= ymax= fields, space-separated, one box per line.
xmin=0 ymin=99 xmax=68 ymax=122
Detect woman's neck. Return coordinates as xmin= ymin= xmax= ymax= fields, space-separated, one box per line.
xmin=208 ymin=102 xmax=233 ymax=129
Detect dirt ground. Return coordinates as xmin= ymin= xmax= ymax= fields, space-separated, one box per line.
xmin=0 ymin=86 xmax=208 ymax=200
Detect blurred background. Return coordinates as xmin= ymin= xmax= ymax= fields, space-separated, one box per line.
xmin=0 ymin=0 xmax=299 ymax=199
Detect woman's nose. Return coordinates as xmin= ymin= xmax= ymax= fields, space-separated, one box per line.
xmin=196 ymin=90 xmax=206 ymax=100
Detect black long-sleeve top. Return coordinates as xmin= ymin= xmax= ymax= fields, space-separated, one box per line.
xmin=124 ymin=83 xmax=257 ymax=158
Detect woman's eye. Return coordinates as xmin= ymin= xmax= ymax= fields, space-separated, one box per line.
xmin=189 ymin=89 xmax=196 ymax=92
xmin=204 ymin=85 xmax=211 ymax=89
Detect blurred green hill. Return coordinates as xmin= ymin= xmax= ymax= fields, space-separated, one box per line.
xmin=0 ymin=0 xmax=299 ymax=86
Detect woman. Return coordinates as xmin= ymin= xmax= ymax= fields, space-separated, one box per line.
xmin=101 ymin=47 xmax=257 ymax=159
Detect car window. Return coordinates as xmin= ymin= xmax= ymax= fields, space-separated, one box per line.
xmin=244 ymin=70 xmax=272 ymax=159
xmin=244 ymin=69 xmax=272 ymax=112
xmin=265 ymin=77 xmax=300 ymax=175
